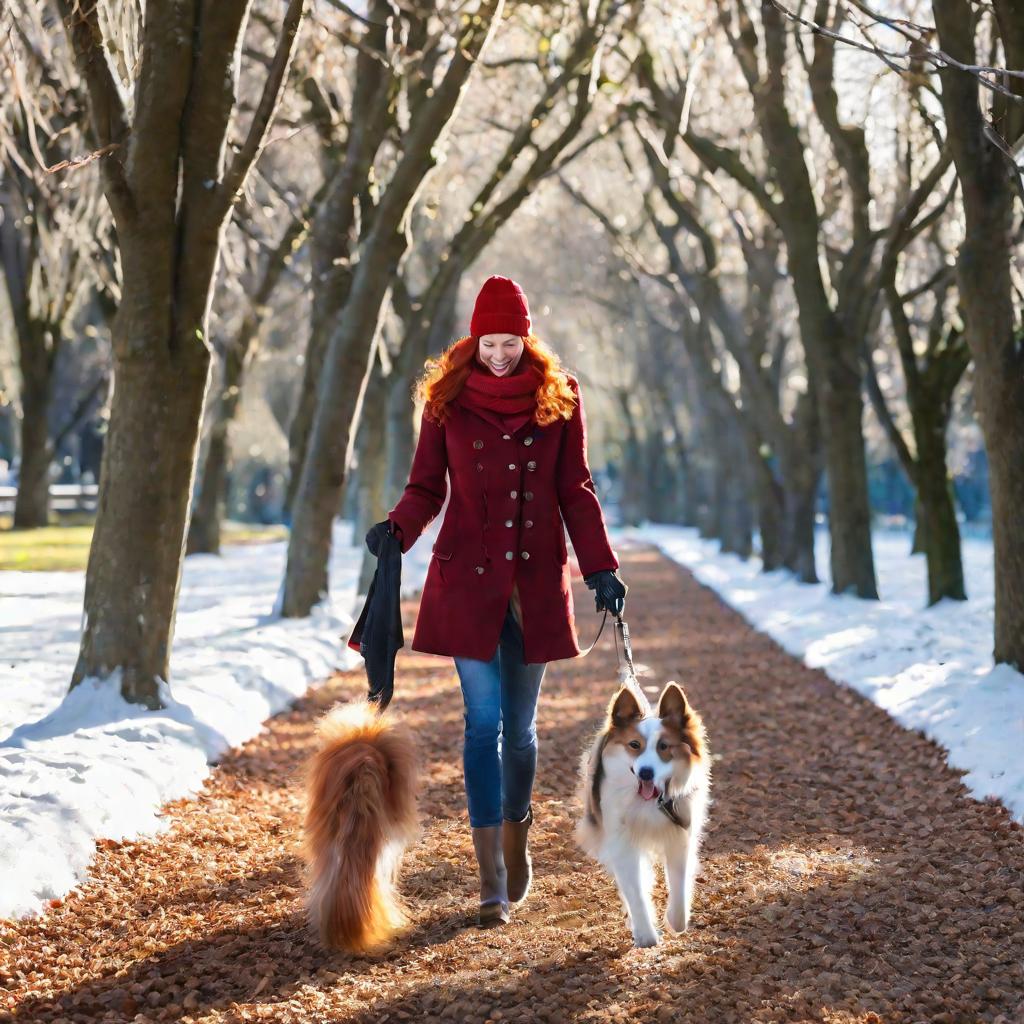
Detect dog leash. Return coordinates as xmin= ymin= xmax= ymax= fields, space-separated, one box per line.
xmin=578 ymin=607 xmax=637 ymax=682
xmin=614 ymin=613 xmax=637 ymax=680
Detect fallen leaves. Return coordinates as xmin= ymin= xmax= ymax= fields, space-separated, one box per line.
xmin=2 ymin=546 xmax=1024 ymax=1022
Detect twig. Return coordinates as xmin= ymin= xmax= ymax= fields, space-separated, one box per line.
xmin=45 ymin=142 xmax=120 ymax=175
xmin=766 ymin=0 xmax=1024 ymax=101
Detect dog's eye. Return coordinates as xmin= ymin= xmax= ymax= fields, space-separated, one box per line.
xmin=657 ymin=741 xmax=669 ymax=751
xmin=628 ymin=740 xmax=641 ymax=750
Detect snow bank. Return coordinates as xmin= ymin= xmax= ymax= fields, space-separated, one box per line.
xmin=0 ymin=520 xmax=433 ymax=919
xmin=623 ymin=524 xmax=1024 ymax=824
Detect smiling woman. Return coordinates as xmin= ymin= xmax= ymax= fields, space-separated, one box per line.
xmin=369 ymin=273 xmax=628 ymax=928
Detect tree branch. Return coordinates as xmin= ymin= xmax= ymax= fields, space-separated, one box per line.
xmin=52 ymin=0 xmax=133 ymax=220
xmin=220 ymin=0 xmax=308 ymax=213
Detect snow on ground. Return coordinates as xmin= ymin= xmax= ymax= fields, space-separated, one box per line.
xmin=0 ymin=520 xmax=433 ymax=920
xmin=622 ymin=524 xmax=1024 ymax=824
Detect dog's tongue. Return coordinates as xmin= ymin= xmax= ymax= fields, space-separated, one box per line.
xmin=638 ymin=778 xmax=658 ymax=801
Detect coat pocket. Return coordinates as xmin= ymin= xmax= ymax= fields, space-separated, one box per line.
xmin=431 ymin=545 xmax=453 ymax=584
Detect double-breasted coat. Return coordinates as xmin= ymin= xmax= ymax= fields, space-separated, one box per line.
xmin=387 ymin=374 xmax=619 ymax=664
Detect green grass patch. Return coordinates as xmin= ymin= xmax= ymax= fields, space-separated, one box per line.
xmin=0 ymin=519 xmax=287 ymax=572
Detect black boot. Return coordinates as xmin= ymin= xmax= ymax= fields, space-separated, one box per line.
xmin=503 ymin=804 xmax=533 ymax=904
xmin=471 ymin=825 xmax=510 ymax=927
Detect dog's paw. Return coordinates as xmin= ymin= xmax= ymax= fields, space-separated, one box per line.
xmin=632 ymin=925 xmax=660 ymax=948
xmin=664 ymin=904 xmax=689 ymax=933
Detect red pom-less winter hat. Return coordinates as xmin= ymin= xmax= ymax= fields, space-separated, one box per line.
xmin=470 ymin=275 xmax=532 ymax=337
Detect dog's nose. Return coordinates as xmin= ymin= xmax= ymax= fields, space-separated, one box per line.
xmin=638 ymin=766 xmax=654 ymax=781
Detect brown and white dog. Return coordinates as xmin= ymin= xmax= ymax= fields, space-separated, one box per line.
xmin=302 ymin=701 xmax=420 ymax=953
xmin=576 ymin=681 xmax=710 ymax=947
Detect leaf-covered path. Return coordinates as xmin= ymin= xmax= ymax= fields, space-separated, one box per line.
xmin=4 ymin=541 xmax=1023 ymax=1023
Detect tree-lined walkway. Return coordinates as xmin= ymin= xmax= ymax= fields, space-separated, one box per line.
xmin=3 ymin=542 xmax=1023 ymax=1023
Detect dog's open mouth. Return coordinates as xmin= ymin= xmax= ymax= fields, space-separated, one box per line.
xmin=637 ymin=778 xmax=660 ymax=801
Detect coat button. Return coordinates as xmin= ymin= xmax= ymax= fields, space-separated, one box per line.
xmin=524 ymin=490 xmax=534 ymax=500
xmin=475 ymin=565 xmax=485 ymax=574
xmin=526 ymin=460 xmax=536 ymax=471
xmin=502 ymin=434 xmax=511 ymax=440
xmin=476 ymin=462 xmax=483 ymax=471
xmin=523 ymin=437 xmax=534 ymax=446
xmin=508 ymin=463 xmax=516 ymax=470
xmin=510 ymin=490 xmax=517 ymax=499
xmin=473 ymin=439 xmax=483 ymax=449
xmin=521 ymin=550 xmax=530 ymax=559
xmin=505 ymin=519 xmax=514 ymax=527
xmin=525 ymin=519 xmax=534 ymax=528
xmin=505 ymin=551 xmax=514 ymax=560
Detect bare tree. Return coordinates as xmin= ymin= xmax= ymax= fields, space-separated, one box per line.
xmin=58 ymin=0 xmax=308 ymax=706
xmin=681 ymin=0 xmax=877 ymax=597
xmin=281 ymin=0 xmax=507 ymax=617
xmin=1 ymin=1 xmax=114 ymax=527
xmin=186 ymin=185 xmax=322 ymax=555
xmin=284 ymin=0 xmax=398 ymax=513
xmin=930 ymin=0 xmax=1024 ymax=667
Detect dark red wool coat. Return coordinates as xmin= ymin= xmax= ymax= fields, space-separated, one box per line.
xmin=387 ymin=374 xmax=619 ymax=664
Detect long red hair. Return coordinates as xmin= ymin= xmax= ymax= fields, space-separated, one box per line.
xmin=416 ymin=334 xmax=577 ymax=426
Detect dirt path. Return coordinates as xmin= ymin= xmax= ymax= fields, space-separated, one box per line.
xmin=4 ymin=541 xmax=1024 ymax=1024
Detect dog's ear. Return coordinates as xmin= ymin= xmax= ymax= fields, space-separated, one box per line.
xmin=658 ymin=681 xmax=690 ymax=728
xmin=609 ymin=686 xmax=644 ymax=728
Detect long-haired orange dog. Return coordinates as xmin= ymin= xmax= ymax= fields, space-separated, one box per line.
xmin=302 ymin=701 xmax=420 ymax=952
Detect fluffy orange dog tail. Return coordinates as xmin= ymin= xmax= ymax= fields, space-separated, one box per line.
xmin=302 ymin=701 xmax=419 ymax=952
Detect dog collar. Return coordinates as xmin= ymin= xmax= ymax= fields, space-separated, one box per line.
xmin=657 ymin=791 xmax=690 ymax=830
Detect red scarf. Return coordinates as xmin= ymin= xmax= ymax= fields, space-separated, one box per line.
xmin=458 ymin=361 xmax=544 ymax=419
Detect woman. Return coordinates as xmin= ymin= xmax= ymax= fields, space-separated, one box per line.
xmin=366 ymin=275 xmax=628 ymax=928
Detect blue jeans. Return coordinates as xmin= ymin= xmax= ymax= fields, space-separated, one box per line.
xmin=454 ymin=605 xmax=546 ymax=827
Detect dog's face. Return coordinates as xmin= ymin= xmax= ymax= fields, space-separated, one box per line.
xmin=603 ymin=682 xmax=703 ymax=803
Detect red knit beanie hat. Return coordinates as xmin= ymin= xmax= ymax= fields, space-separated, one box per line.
xmin=470 ymin=275 xmax=532 ymax=337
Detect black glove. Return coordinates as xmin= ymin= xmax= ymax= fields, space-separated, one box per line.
xmin=365 ymin=519 xmax=399 ymax=556
xmin=584 ymin=568 xmax=627 ymax=616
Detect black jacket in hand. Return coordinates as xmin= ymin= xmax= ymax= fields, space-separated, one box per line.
xmin=346 ymin=522 xmax=404 ymax=709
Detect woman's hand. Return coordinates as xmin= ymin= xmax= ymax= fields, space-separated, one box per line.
xmin=365 ymin=519 xmax=401 ymax=555
xmin=584 ymin=569 xmax=627 ymax=616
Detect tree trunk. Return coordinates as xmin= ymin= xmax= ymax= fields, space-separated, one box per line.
xmin=384 ymin=350 xmax=420 ymax=514
xmin=616 ymin=391 xmax=646 ymax=527
xmin=186 ymin=338 xmax=247 ymax=556
xmin=956 ymin=203 xmax=1024 ymax=650
xmin=984 ymin=385 xmax=1024 ymax=665
xmin=12 ymin=367 xmax=52 ymax=529
xmin=932 ymin=0 xmax=1023 ymax=666
xmin=680 ymin=446 xmax=700 ymax=528
xmin=355 ymin=356 xmax=389 ymax=593
xmin=72 ymin=336 xmax=211 ymax=707
xmin=282 ymin=231 xmax=405 ymax=615
xmin=778 ymin=390 xmax=821 ymax=583
xmin=915 ymin=456 xmax=965 ymax=606
xmin=286 ymin=292 xmax=349 ymax=516
xmin=753 ymin=452 xmax=784 ymax=571
xmin=384 ymin=271 xmax=460 ymax=510
xmin=719 ymin=422 xmax=753 ymax=558
xmin=910 ymin=496 xmax=925 ymax=555
xmin=781 ymin=468 xmax=820 ymax=584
